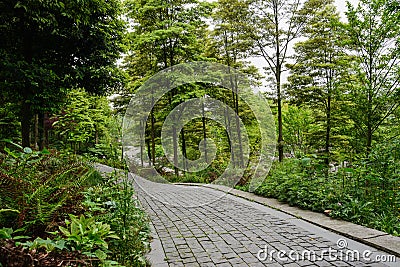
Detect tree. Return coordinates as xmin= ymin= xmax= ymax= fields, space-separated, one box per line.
xmin=345 ymin=0 xmax=400 ymax=154
xmin=0 ymin=0 xmax=126 ymax=147
xmin=282 ymin=104 xmax=316 ymax=156
xmin=52 ymin=89 xmax=111 ymax=154
xmin=286 ymin=0 xmax=351 ymax=163
xmin=247 ymin=0 xmax=308 ymax=161
xmin=210 ymin=0 xmax=256 ymax=167
xmin=125 ymin=0 xmax=212 ymax=174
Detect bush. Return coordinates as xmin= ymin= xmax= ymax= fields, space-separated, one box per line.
xmin=254 ymin=145 xmax=400 ymax=236
xmin=0 ymin=141 xmax=150 ymax=266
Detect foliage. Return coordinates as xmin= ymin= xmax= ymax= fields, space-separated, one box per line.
xmin=20 ymin=237 xmax=66 ymax=252
xmin=255 ymin=138 xmax=400 ymax=236
xmin=0 ymin=140 xmax=149 ymax=266
xmin=344 ymin=0 xmax=400 ymax=153
xmin=82 ymin=170 xmax=150 ymax=266
xmin=0 ymin=140 xmax=101 ymax=232
xmin=0 ymin=102 xmax=20 ymax=141
xmin=286 ymin=0 xmax=353 ymax=163
xmin=0 ymin=0 xmax=126 ymax=147
xmin=246 ymin=0 xmax=309 ymax=161
xmin=281 ymin=105 xmax=316 ymax=156
xmin=52 ymin=89 xmax=112 ymax=154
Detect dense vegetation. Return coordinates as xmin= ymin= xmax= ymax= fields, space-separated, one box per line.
xmin=0 ymin=144 xmax=149 ymax=266
xmin=0 ymin=0 xmax=399 ymax=264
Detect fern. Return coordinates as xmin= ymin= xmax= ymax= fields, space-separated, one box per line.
xmin=0 ymin=148 xmax=102 ymax=233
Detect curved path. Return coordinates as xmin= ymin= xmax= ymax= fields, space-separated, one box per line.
xmin=132 ymin=175 xmax=398 ymax=267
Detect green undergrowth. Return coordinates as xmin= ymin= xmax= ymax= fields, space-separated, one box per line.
xmin=0 ymin=140 xmax=150 ymax=266
xmin=250 ymin=140 xmax=400 ymax=236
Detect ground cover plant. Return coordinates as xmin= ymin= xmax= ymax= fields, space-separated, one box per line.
xmin=0 ymin=141 xmax=150 ymax=266
xmin=252 ymin=138 xmax=400 ymax=236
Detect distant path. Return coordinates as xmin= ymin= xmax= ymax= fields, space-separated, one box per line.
xmin=133 ymin=175 xmax=397 ymax=267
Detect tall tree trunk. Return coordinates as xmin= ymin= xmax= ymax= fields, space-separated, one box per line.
xmin=21 ymin=19 xmax=33 ymax=148
xmin=140 ymin=119 xmax=144 ymax=167
xmin=181 ymin=127 xmax=187 ymax=172
xmin=34 ymin=113 xmax=39 ymax=150
xmin=233 ymin=74 xmax=244 ymax=168
xmin=366 ymin=44 xmax=373 ymax=154
xmin=150 ymin=110 xmax=156 ymax=166
xmin=38 ymin=111 xmax=44 ymax=150
xmin=202 ymin=101 xmax=207 ymax=163
xmin=274 ymin=3 xmax=284 ymax=162
xmin=95 ymin=125 xmax=99 ymax=145
xmin=21 ymin=100 xmax=31 ymax=148
xmin=146 ymin=136 xmax=152 ymax=166
xmin=325 ymin=95 xmax=331 ymax=165
xmin=150 ymin=86 xmax=156 ymax=166
xmin=277 ymin=70 xmax=283 ymax=162
xmin=366 ymin=123 xmax=372 ymax=154
xmin=172 ymin=123 xmax=179 ymax=177
xmin=43 ymin=112 xmax=49 ymax=148
xmin=225 ymin=105 xmax=235 ymax=166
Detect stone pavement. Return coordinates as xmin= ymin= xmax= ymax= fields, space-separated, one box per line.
xmin=132 ymin=175 xmax=399 ymax=267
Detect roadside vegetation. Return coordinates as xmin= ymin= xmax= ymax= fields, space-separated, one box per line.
xmin=253 ymin=138 xmax=400 ymax=236
xmin=0 ymin=141 xmax=149 ymax=266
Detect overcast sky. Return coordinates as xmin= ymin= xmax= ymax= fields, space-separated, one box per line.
xmin=251 ymin=0 xmax=360 ymax=90
xmin=335 ymin=0 xmax=359 ymax=18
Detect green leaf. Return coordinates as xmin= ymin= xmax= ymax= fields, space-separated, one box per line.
xmin=343 ymin=168 xmax=354 ymax=173
xmin=12 ymin=235 xmax=31 ymax=240
xmin=40 ymin=148 xmax=51 ymax=155
xmin=0 ymin=228 xmax=13 ymax=239
xmin=106 ymin=234 xmax=120 ymax=239
xmin=4 ymin=147 xmax=18 ymax=159
xmin=59 ymin=226 xmax=70 ymax=236
xmin=95 ymin=249 xmax=107 ymax=260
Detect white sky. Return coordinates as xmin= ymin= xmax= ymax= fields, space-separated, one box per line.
xmin=335 ymin=0 xmax=359 ymax=18
xmin=251 ymin=0 xmax=359 ymax=91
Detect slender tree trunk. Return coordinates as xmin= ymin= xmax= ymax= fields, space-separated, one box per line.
xmin=21 ymin=20 xmax=33 ymax=148
xmin=277 ymin=70 xmax=283 ymax=162
xmin=34 ymin=113 xmax=39 ymax=150
xmin=172 ymin=123 xmax=179 ymax=177
xmin=366 ymin=124 xmax=372 ymax=154
xmin=95 ymin=125 xmax=99 ymax=144
xmin=325 ymin=95 xmax=331 ymax=165
xmin=147 ymin=137 xmax=152 ymax=166
xmin=225 ymin=105 xmax=235 ymax=166
xmin=21 ymin=100 xmax=31 ymax=148
xmin=150 ymin=110 xmax=156 ymax=166
xmin=140 ymin=119 xmax=144 ymax=167
xmin=233 ymin=74 xmax=244 ymax=167
xmin=43 ymin=112 xmax=49 ymax=148
xmin=181 ymin=127 xmax=187 ymax=171
xmin=202 ymin=101 xmax=207 ymax=163
xmin=274 ymin=2 xmax=284 ymax=162
xmin=38 ymin=111 xmax=44 ymax=150
xmin=150 ymin=85 xmax=156 ymax=166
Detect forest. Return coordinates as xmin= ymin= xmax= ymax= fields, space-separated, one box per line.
xmin=0 ymin=0 xmax=399 ymax=266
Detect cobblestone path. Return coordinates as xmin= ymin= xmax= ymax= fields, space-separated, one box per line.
xmin=133 ymin=175 xmax=397 ymax=267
